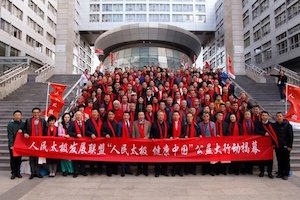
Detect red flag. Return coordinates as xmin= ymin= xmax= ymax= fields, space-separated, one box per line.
xmin=95 ymin=49 xmax=104 ymax=55
xmin=227 ymin=55 xmax=235 ymax=79
xmin=284 ymin=84 xmax=300 ymax=129
xmin=205 ymin=61 xmax=210 ymax=69
xmin=193 ymin=55 xmax=197 ymax=63
xmin=110 ymin=52 xmax=114 ymax=67
xmin=43 ymin=83 xmax=67 ymax=118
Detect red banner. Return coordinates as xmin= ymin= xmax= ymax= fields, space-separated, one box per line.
xmin=13 ymin=133 xmax=273 ymax=162
xmin=205 ymin=61 xmax=210 ymax=69
xmin=43 ymin=83 xmax=67 ymax=118
xmin=284 ymin=84 xmax=300 ymax=129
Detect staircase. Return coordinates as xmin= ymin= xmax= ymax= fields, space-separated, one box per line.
xmin=0 ymin=74 xmax=80 ymax=171
xmin=234 ymin=75 xmax=300 ymax=171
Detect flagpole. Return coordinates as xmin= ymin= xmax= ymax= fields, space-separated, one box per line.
xmin=45 ymin=82 xmax=50 ymax=117
xmin=285 ymin=83 xmax=288 ymax=114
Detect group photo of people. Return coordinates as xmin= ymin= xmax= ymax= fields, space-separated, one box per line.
xmin=7 ymin=64 xmax=293 ymax=181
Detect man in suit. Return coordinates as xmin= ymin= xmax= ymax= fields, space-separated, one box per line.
xmin=198 ymin=112 xmax=217 ymax=176
xmin=117 ymin=112 xmax=133 ymax=177
xmin=68 ymin=111 xmax=88 ymax=178
xmin=169 ymin=111 xmax=185 ymax=176
xmin=23 ymin=107 xmax=47 ymax=179
xmin=254 ymin=111 xmax=277 ymax=179
xmin=101 ymin=110 xmax=119 ymax=176
xmin=132 ymin=111 xmax=151 ymax=176
xmin=86 ymin=108 xmax=103 ymax=175
xmin=7 ymin=110 xmax=25 ymax=179
xmin=150 ymin=110 xmax=170 ymax=177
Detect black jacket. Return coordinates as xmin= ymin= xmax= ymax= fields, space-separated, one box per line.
xmin=101 ymin=120 xmax=118 ymax=137
xmin=150 ymin=121 xmax=170 ymax=139
xmin=215 ymin=121 xmax=230 ymax=136
xmin=24 ymin=118 xmax=47 ymax=136
xmin=273 ymin=119 xmax=293 ymax=148
xmin=85 ymin=118 xmax=102 ymax=137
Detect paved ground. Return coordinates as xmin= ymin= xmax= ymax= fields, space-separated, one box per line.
xmin=0 ymin=168 xmax=300 ymax=200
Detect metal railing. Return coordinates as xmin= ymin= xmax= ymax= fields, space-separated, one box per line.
xmin=266 ymin=64 xmax=300 ymax=86
xmin=61 ymin=78 xmax=82 ymax=115
xmin=35 ymin=63 xmax=55 ymax=76
xmin=245 ymin=63 xmax=267 ymax=76
xmin=0 ymin=63 xmax=28 ymax=82
xmin=0 ymin=66 xmax=29 ymax=87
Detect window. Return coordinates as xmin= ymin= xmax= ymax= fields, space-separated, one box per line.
xmin=1 ymin=0 xmax=12 ymax=12
xmin=10 ymin=46 xmax=20 ymax=56
xmin=244 ymin=37 xmax=250 ymax=48
xmin=46 ymin=32 xmax=56 ymax=45
xmin=90 ymin=4 xmax=100 ymax=12
xmin=47 ymin=17 xmax=57 ymax=30
xmin=261 ymin=23 xmax=270 ymax=36
xmin=26 ymin=35 xmax=35 ymax=47
xmin=89 ymin=14 xmax=99 ymax=22
xmin=276 ymin=32 xmax=287 ymax=41
xmin=0 ymin=18 xmax=10 ymax=33
xmin=195 ymin=5 xmax=205 ymax=12
xmin=11 ymin=25 xmax=22 ymax=40
xmin=12 ymin=5 xmax=23 ymax=20
xmin=275 ymin=12 xmax=286 ymax=28
xmin=287 ymin=1 xmax=300 ymax=20
xmin=277 ymin=40 xmax=287 ymax=55
xmin=48 ymin=2 xmax=57 ymax=15
xmin=102 ymin=4 xmax=112 ymax=11
xmin=46 ymin=48 xmax=55 ymax=60
xmin=289 ymin=33 xmax=300 ymax=50
xmin=253 ymin=30 xmax=261 ymax=42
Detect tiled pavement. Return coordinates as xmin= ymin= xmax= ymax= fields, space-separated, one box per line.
xmin=0 ymin=169 xmax=300 ymax=200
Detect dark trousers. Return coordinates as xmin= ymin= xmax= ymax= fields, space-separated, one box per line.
xmin=278 ymin=85 xmax=285 ymax=100
xmin=89 ymin=161 xmax=102 ymax=174
xmin=29 ymin=156 xmax=41 ymax=175
xmin=73 ymin=160 xmax=86 ymax=174
xmin=184 ymin=163 xmax=196 ymax=175
xmin=202 ymin=163 xmax=214 ymax=174
xmin=9 ymin=148 xmax=22 ymax=175
xmin=155 ymin=163 xmax=168 ymax=175
xmin=172 ymin=163 xmax=183 ymax=175
xmin=106 ymin=163 xmax=118 ymax=176
xmin=259 ymin=160 xmax=273 ymax=174
xmin=242 ymin=161 xmax=254 ymax=174
xmin=275 ymin=148 xmax=290 ymax=177
xmin=229 ymin=162 xmax=241 ymax=175
xmin=137 ymin=163 xmax=148 ymax=173
xmin=215 ymin=162 xmax=228 ymax=175
xmin=121 ymin=163 xmax=132 ymax=173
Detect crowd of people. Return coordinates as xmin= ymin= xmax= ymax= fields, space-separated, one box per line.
xmin=7 ymin=64 xmax=293 ymax=180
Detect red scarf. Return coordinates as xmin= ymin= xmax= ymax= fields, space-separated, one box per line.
xmin=173 ymin=121 xmax=181 ymax=138
xmin=158 ymin=91 xmax=163 ymax=101
xmin=75 ymin=121 xmax=85 ymax=137
xmin=222 ymin=93 xmax=229 ymax=102
xmin=91 ymin=118 xmax=102 ymax=136
xmin=242 ymin=120 xmax=254 ymax=135
xmin=252 ymin=114 xmax=261 ymax=122
xmin=201 ymin=122 xmax=214 ymax=137
xmin=47 ymin=126 xmax=57 ymax=137
xmin=262 ymin=123 xmax=279 ymax=148
xmin=107 ymin=120 xmax=116 ymax=137
xmin=229 ymin=122 xmax=239 ymax=136
xmin=138 ymin=122 xmax=145 ymax=138
xmin=157 ymin=121 xmax=168 ymax=139
xmin=152 ymin=103 xmax=159 ymax=112
xmin=121 ymin=103 xmax=130 ymax=112
xmin=145 ymin=112 xmax=154 ymax=123
xmin=216 ymin=121 xmax=223 ymax=137
xmin=186 ymin=123 xmax=195 ymax=138
xmin=122 ymin=121 xmax=132 ymax=138
xmin=130 ymin=111 xmax=135 ymax=122
xmin=31 ymin=118 xmax=43 ymax=136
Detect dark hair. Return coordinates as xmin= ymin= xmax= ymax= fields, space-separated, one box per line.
xmin=47 ymin=115 xmax=57 ymax=122
xmin=276 ymin=112 xmax=283 ymax=116
xmin=123 ymin=111 xmax=130 ymax=115
xmin=77 ymin=104 xmax=85 ymax=109
xmin=32 ymin=107 xmax=41 ymax=113
xmin=107 ymin=110 xmax=115 ymax=114
xmin=13 ymin=110 xmax=22 ymax=115
xmin=91 ymin=108 xmax=99 ymax=112
xmin=61 ymin=113 xmax=71 ymax=128
xmin=261 ymin=111 xmax=269 ymax=115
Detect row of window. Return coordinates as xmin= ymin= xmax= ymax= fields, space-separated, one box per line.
xmin=27 ymin=17 xmax=44 ymax=36
xmin=90 ymin=0 xmax=205 ymax=2
xmin=28 ymin=0 xmax=45 ymax=20
xmin=1 ymin=0 xmax=23 ymax=20
xmin=0 ymin=18 xmax=22 ymax=40
xmin=0 ymin=41 xmax=20 ymax=57
xmin=91 ymin=3 xmax=205 ymax=12
xmin=90 ymin=14 xmax=206 ymax=22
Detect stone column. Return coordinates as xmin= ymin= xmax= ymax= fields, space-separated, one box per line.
xmin=223 ymin=0 xmax=246 ymax=75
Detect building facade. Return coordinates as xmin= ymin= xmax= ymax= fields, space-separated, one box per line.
xmin=77 ymin=0 xmax=218 ymax=70
xmin=0 ymin=0 xmax=57 ymax=65
xmin=243 ymin=0 xmax=300 ymax=72
xmin=202 ymin=0 xmax=245 ymax=75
